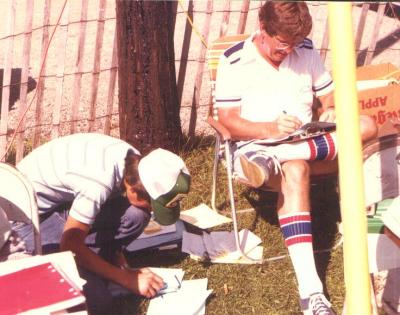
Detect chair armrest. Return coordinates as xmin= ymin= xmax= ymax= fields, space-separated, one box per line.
xmin=207 ymin=116 xmax=232 ymax=141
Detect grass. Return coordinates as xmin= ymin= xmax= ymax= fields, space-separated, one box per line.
xmin=114 ymin=137 xmax=346 ymax=315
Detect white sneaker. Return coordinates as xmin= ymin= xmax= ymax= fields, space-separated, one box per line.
xmin=239 ymin=151 xmax=279 ymax=188
xmin=300 ymin=293 xmax=335 ymax=315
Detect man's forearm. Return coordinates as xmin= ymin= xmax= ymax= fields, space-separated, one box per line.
xmin=218 ymin=110 xmax=279 ymax=140
xmin=60 ymin=223 xmax=131 ymax=289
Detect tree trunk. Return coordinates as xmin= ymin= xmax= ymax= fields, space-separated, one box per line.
xmin=116 ymin=1 xmax=181 ymax=154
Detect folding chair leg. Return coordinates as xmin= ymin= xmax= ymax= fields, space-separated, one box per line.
xmin=211 ymin=137 xmax=221 ymax=212
xmin=224 ymin=141 xmax=259 ymax=262
xmin=224 ymin=141 xmax=239 ymax=243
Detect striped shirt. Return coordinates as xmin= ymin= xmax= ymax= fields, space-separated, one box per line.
xmin=17 ymin=133 xmax=140 ymax=225
xmin=215 ymin=32 xmax=333 ymax=125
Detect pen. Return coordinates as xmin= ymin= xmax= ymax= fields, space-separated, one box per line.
xmin=174 ymin=275 xmax=181 ymax=289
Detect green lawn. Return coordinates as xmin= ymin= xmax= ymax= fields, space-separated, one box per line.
xmin=116 ymin=138 xmax=346 ymax=315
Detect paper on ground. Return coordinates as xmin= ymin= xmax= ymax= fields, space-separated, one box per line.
xmin=147 ymin=278 xmax=212 ymax=315
xmin=0 ymin=251 xmax=86 ymax=289
xmin=179 ymin=203 xmax=232 ymax=229
xmin=182 ymin=229 xmax=263 ymax=263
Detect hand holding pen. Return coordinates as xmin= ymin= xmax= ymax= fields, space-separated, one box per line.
xmin=276 ymin=110 xmax=302 ymax=135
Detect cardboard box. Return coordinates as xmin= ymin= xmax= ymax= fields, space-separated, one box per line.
xmin=356 ymin=63 xmax=400 ymax=137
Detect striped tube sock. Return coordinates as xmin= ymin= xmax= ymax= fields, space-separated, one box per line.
xmin=265 ymin=132 xmax=337 ymax=163
xmin=306 ymin=133 xmax=337 ymax=161
xmin=279 ymin=212 xmax=323 ymax=298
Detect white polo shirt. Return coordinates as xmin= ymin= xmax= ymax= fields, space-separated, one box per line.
xmin=215 ymin=33 xmax=333 ymax=125
xmin=17 ymin=133 xmax=140 ymax=225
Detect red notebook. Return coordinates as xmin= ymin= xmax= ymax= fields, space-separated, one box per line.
xmin=0 ymin=262 xmax=85 ymax=315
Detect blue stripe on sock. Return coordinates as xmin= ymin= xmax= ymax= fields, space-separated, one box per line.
xmin=281 ymin=222 xmax=312 ymax=239
xmin=314 ymin=136 xmax=328 ymax=160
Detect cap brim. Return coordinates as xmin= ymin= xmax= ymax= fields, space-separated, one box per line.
xmin=151 ymin=199 xmax=180 ymax=226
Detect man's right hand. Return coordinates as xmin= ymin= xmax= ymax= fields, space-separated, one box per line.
xmin=274 ymin=113 xmax=302 ymax=137
xmin=123 ymin=267 xmax=165 ymax=298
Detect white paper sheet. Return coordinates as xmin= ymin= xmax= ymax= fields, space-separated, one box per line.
xmin=179 ymin=203 xmax=232 ymax=229
xmin=147 ymin=278 xmax=212 ymax=315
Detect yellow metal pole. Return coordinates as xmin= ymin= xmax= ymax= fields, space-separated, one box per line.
xmin=328 ymin=3 xmax=371 ymax=315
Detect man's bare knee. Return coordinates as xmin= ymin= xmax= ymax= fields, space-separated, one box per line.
xmin=282 ymin=160 xmax=310 ymax=188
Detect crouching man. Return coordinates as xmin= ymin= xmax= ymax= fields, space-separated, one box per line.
xmin=14 ymin=133 xmax=191 ymax=315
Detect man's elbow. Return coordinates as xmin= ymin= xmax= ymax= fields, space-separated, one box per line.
xmin=60 ymin=228 xmax=86 ymax=254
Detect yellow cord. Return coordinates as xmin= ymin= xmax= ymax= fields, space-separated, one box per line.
xmin=177 ymin=0 xmax=208 ymax=48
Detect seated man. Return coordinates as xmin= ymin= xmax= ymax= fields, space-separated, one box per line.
xmin=13 ymin=133 xmax=191 ymax=315
xmin=215 ymin=2 xmax=377 ymax=314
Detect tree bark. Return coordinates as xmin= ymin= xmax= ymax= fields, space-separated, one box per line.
xmin=116 ymin=1 xmax=181 ymax=154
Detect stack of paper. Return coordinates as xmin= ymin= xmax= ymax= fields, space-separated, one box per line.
xmin=147 ymin=277 xmax=212 ymax=315
xmin=182 ymin=229 xmax=263 ymax=264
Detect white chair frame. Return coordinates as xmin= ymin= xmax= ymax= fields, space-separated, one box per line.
xmin=0 ymin=162 xmax=42 ymax=255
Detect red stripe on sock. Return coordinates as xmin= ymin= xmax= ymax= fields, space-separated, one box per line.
xmin=325 ymin=133 xmax=336 ymax=161
xmin=307 ymin=139 xmax=317 ymax=160
xmin=279 ymin=213 xmax=311 ymax=226
xmin=285 ymin=235 xmax=313 ymax=247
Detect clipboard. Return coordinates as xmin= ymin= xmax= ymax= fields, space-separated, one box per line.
xmin=249 ymin=121 xmax=336 ymax=145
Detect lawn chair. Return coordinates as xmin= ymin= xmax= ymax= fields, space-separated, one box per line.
xmin=207 ymin=34 xmax=254 ymax=259
xmin=0 ymin=162 xmax=41 ymax=255
xmin=206 ymin=34 xmax=338 ymax=260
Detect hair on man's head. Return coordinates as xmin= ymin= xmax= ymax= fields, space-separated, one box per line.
xmin=259 ymin=1 xmax=312 ymax=43
xmin=123 ymin=149 xmax=150 ymax=202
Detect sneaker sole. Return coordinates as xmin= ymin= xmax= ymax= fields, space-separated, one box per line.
xmin=240 ymin=155 xmax=266 ymax=188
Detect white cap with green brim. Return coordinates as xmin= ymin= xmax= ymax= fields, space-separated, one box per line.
xmin=138 ymin=148 xmax=191 ymax=226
